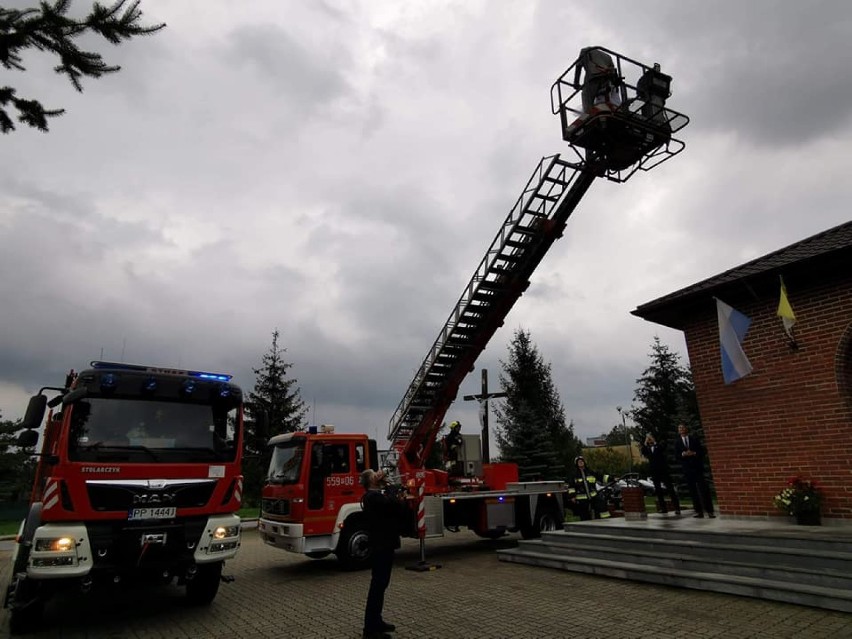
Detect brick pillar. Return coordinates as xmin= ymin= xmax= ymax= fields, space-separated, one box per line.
xmin=621 ymin=486 xmax=647 ymax=521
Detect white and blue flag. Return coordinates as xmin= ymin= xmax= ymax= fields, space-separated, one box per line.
xmin=716 ymin=298 xmax=753 ymax=384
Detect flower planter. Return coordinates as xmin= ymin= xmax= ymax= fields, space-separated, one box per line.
xmin=621 ymin=486 xmax=647 ymax=521
xmin=795 ymin=511 xmax=821 ymax=526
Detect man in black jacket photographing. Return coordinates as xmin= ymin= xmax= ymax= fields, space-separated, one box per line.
xmin=360 ymin=469 xmax=406 ymax=638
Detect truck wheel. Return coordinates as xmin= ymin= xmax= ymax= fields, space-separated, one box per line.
xmin=520 ymin=507 xmax=562 ymax=539
xmin=474 ymin=530 xmax=507 ymax=540
xmin=336 ymin=520 xmax=370 ymax=571
xmin=7 ymin=578 xmax=43 ymax=635
xmin=186 ymin=562 xmax=222 ymax=606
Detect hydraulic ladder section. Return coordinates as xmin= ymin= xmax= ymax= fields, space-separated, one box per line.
xmin=388 ymin=155 xmax=596 ymax=470
xmin=386 ymin=46 xmax=689 ymax=474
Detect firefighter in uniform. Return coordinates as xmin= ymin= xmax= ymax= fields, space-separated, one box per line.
xmin=442 ymin=421 xmax=464 ymax=470
xmin=568 ymin=456 xmax=612 ymax=520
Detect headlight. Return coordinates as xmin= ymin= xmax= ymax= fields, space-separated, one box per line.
xmin=35 ymin=537 xmax=75 ymax=552
xmin=213 ymin=525 xmax=239 ymax=540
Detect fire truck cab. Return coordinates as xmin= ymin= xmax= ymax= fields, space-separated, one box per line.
xmin=4 ymin=362 xmax=249 ymax=634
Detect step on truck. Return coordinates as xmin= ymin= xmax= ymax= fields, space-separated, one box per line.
xmin=258 ymin=46 xmax=689 ymax=568
xmin=3 ymin=361 xmax=252 ymax=634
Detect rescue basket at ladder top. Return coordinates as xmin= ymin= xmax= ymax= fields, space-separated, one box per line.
xmin=551 ymin=45 xmax=690 ymax=182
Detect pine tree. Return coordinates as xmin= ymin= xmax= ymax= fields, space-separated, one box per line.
xmin=0 ymin=412 xmax=36 ymax=502
xmin=247 ymin=330 xmax=308 ymax=447
xmin=1 ymin=0 xmax=165 ymax=133
xmin=493 ymin=328 xmax=581 ymax=480
xmin=630 ymin=336 xmax=705 ymax=484
xmin=244 ymin=330 xmax=308 ymax=505
xmin=631 ymin=336 xmax=699 ymax=441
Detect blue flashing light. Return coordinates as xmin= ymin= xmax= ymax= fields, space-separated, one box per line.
xmin=100 ymin=373 xmax=118 ymax=391
xmin=190 ymin=371 xmax=233 ymax=382
xmin=90 ymin=361 xmax=232 ymax=382
xmin=498 ymin=496 xmax=505 ymax=502
xmin=181 ymin=379 xmax=197 ymax=395
xmin=142 ymin=377 xmax=158 ymax=393
xmin=217 ymin=384 xmax=232 ymax=399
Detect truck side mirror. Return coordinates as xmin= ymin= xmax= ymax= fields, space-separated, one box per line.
xmin=21 ymin=394 xmax=47 ymax=431
xmin=17 ymin=429 xmax=39 ymax=449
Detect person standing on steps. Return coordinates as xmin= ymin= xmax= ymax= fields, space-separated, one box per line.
xmin=640 ymin=433 xmax=681 ymax=515
xmin=674 ymin=423 xmax=715 ymax=518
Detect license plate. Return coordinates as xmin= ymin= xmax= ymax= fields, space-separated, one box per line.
xmin=128 ymin=507 xmax=176 ymax=521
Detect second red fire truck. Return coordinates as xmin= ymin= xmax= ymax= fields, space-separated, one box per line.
xmin=258 ymin=46 xmax=689 ymax=568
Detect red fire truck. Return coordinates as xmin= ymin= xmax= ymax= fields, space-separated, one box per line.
xmin=257 ymin=46 xmax=689 ymax=568
xmin=3 ymin=361 xmax=253 ymax=634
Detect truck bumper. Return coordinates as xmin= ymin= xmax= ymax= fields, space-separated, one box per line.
xmin=193 ymin=514 xmax=242 ymax=563
xmin=258 ymin=518 xmax=336 ymax=555
xmin=22 ymin=514 xmax=241 ymax=581
xmin=27 ymin=523 xmax=93 ymax=579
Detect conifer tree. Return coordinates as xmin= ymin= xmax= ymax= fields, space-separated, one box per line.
xmin=247 ymin=330 xmax=308 ymax=447
xmin=0 ymin=412 xmax=36 ymax=502
xmin=1 ymin=0 xmax=165 ymax=133
xmin=493 ymin=328 xmax=581 ymax=480
xmin=630 ymin=336 xmax=705 ymax=485
xmin=244 ymin=330 xmax=307 ymax=505
xmin=631 ymin=336 xmax=699 ymax=442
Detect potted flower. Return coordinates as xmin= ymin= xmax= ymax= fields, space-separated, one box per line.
xmin=773 ymin=475 xmax=823 ymax=525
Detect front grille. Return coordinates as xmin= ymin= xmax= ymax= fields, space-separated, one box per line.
xmin=87 ymin=480 xmax=217 ymax=511
xmin=262 ymin=498 xmax=290 ymax=516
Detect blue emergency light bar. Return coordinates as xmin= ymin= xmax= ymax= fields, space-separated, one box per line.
xmin=90 ymin=361 xmax=232 ymax=381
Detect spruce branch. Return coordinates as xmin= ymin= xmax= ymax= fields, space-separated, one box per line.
xmin=0 ymin=0 xmax=165 ymax=133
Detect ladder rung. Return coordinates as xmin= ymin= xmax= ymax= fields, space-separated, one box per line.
xmin=513 ymin=225 xmax=538 ymax=236
xmin=496 ymin=253 xmax=521 ymax=263
xmin=488 ymin=265 xmax=515 ymax=277
xmin=532 ymin=192 xmax=559 ymax=202
xmin=504 ymin=239 xmax=529 ymax=249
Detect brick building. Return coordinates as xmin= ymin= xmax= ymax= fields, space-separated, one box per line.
xmin=632 ymin=221 xmax=852 ymax=522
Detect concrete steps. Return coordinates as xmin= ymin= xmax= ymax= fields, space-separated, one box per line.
xmin=497 ymin=517 xmax=852 ymax=612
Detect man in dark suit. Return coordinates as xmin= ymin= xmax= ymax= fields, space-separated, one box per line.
xmin=640 ymin=434 xmax=680 ymax=515
xmin=675 ymin=423 xmax=715 ymax=518
xmin=360 ymin=470 xmax=405 ymax=639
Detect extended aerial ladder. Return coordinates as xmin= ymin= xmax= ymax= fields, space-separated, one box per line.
xmin=386 ymin=47 xmax=689 ymax=476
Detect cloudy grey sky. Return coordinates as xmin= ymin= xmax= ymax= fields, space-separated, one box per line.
xmin=2 ymin=1 xmax=850 ymax=447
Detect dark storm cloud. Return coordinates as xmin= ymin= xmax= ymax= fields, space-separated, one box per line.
xmin=564 ymin=0 xmax=852 ymax=147
xmin=1 ymin=1 xmax=849 ymax=442
xmin=226 ymin=23 xmax=353 ymax=108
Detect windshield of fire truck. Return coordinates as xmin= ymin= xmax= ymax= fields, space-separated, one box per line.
xmin=67 ymin=398 xmax=239 ymax=463
xmin=267 ymin=441 xmax=305 ymax=484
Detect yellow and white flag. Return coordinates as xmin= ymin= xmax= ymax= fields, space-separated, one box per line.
xmin=777 ymin=276 xmax=796 ymax=339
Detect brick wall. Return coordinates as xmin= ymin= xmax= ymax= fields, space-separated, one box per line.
xmin=682 ymin=270 xmax=852 ymax=520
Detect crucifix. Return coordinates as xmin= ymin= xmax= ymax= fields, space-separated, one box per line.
xmin=462 ymin=368 xmax=506 ymax=464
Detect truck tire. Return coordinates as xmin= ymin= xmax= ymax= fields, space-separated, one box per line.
xmin=7 ymin=578 xmax=43 ymax=635
xmin=7 ymin=502 xmax=45 ymax=634
xmin=474 ymin=529 xmax=507 ymax=540
xmin=520 ymin=506 xmax=562 ymax=540
xmin=336 ymin=518 xmax=370 ymax=571
xmin=186 ymin=562 xmax=222 ymax=606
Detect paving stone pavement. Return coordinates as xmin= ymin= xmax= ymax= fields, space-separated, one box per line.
xmin=1 ymin=529 xmax=850 ymax=638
